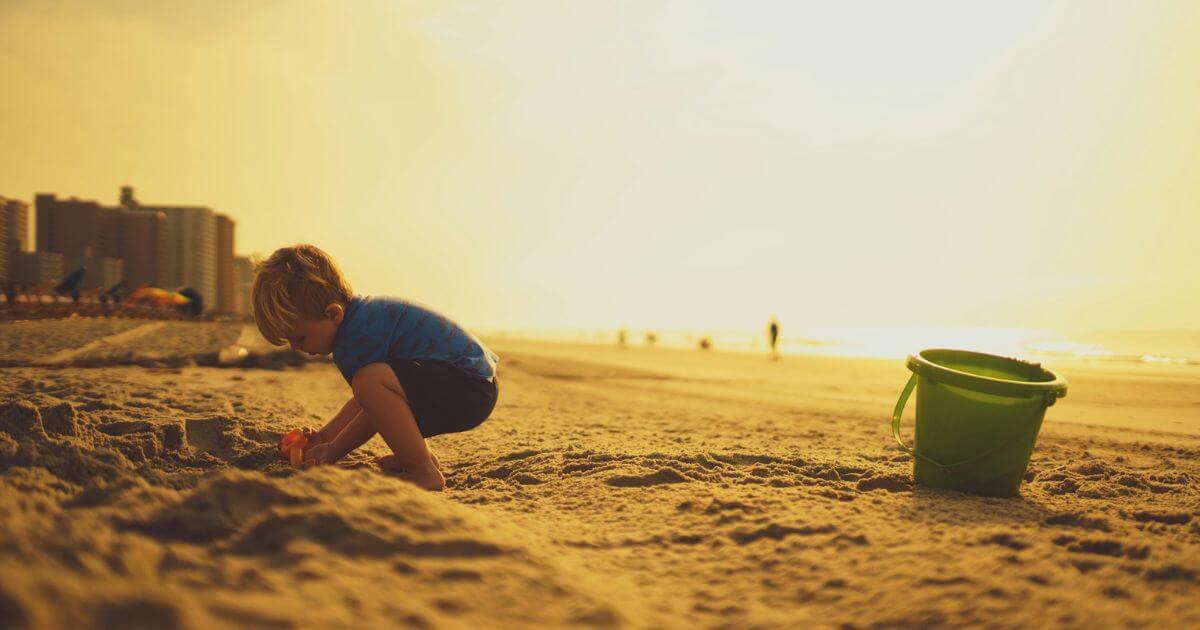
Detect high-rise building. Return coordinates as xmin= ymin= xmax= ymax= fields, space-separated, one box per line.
xmin=116 ymin=186 xmax=161 ymax=291
xmin=24 ymin=187 xmax=241 ymax=312
xmin=35 ymin=193 xmax=127 ymax=290
xmin=215 ymin=214 xmax=236 ymax=313
xmin=3 ymin=197 xmax=30 ymax=254
xmin=0 ymin=198 xmax=8 ymax=282
xmin=117 ymin=207 xmax=166 ymax=290
xmin=154 ymin=205 xmax=216 ymax=310
xmin=12 ymin=251 xmax=63 ymax=284
xmin=35 ymin=194 xmax=120 ymax=260
xmin=1 ymin=197 xmax=31 ymax=282
xmin=234 ymin=255 xmax=254 ymax=316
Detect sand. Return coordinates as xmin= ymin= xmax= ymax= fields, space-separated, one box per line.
xmin=1 ymin=320 xmax=1198 ymax=628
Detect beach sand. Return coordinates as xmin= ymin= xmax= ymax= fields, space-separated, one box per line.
xmin=1 ymin=320 xmax=1198 ymax=628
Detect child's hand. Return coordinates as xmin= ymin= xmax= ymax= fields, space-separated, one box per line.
xmin=300 ymin=427 xmax=323 ymax=451
xmin=278 ymin=427 xmax=322 ymax=456
xmin=303 ymin=443 xmax=338 ymax=467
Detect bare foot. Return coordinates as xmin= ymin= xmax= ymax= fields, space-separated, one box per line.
xmin=374 ymin=454 xmax=403 ymax=470
xmin=397 ymin=470 xmax=445 ymax=491
xmin=376 ymin=455 xmax=445 ymax=491
xmin=375 ymin=450 xmax=441 ymax=472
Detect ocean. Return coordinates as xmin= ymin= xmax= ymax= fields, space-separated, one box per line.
xmin=487 ymin=326 xmax=1200 ymax=367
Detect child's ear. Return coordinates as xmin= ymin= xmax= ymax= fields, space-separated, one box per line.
xmin=325 ymin=303 xmax=345 ymax=324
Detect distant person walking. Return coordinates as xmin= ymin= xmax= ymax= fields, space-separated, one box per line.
xmin=768 ymin=316 xmax=780 ymax=361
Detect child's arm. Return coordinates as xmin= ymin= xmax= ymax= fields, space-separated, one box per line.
xmin=311 ymin=396 xmax=361 ymax=445
xmin=304 ymin=409 xmax=377 ymax=465
xmin=320 ymin=411 xmax=376 ymax=462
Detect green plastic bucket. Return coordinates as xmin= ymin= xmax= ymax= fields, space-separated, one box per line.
xmin=891 ymin=349 xmax=1068 ymax=497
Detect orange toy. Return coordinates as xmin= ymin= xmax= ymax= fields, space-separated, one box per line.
xmin=278 ymin=429 xmax=309 ymax=468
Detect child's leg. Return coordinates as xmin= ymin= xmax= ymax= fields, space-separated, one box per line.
xmin=350 ymin=363 xmax=444 ymax=490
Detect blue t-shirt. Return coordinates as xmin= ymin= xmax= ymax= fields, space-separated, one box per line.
xmin=331 ymin=295 xmax=498 ymax=384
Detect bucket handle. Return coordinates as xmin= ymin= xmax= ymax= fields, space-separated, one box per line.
xmin=891 ymin=374 xmax=1039 ymax=470
xmin=891 ymin=374 xmax=930 ymax=462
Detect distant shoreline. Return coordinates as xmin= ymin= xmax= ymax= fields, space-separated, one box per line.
xmin=483 ymin=326 xmax=1200 ymax=369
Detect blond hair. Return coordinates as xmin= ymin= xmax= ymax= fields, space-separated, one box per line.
xmin=251 ymin=244 xmax=353 ymax=345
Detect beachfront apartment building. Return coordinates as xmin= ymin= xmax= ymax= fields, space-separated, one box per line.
xmin=35 ymin=194 xmax=120 ymax=260
xmin=116 ymin=206 xmax=167 ymax=290
xmin=11 ymin=251 xmax=63 ymax=284
xmin=124 ymin=185 xmax=235 ymax=313
xmin=216 ymin=214 xmax=235 ymax=313
xmin=234 ymin=255 xmax=254 ymax=317
xmin=29 ymin=187 xmax=239 ymax=312
xmin=155 ymin=205 xmax=216 ymax=312
xmin=0 ymin=200 xmax=7 ymax=282
xmin=0 ymin=197 xmax=31 ymax=282
xmin=34 ymin=193 xmax=126 ymax=290
xmin=3 ymin=197 xmax=30 ymax=254
xmin=0 ymin=199 xmax=8 ymax=282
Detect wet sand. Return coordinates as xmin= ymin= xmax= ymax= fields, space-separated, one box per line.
xmin=1 ymin=320 xmax=1198 ymax=628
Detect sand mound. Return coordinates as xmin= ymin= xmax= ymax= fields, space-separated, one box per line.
xmin=0 ymin=468 xmax=644 ymax=628
xmin=0 ymin=387 xmax=649 ymax=629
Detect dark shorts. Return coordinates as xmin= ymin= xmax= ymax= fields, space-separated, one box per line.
xmin=387 ymin=360 xmax=498 ymax=438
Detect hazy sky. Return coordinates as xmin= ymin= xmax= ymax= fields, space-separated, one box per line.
xmin=2 ymin=1 xmax=1197 ymax=332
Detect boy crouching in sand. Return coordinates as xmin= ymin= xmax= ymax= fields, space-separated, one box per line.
xmin=251 ymin=244 xmax=499 ymax=491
